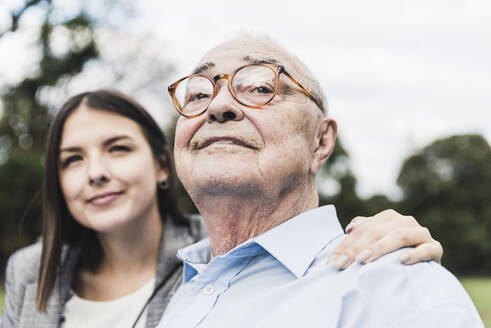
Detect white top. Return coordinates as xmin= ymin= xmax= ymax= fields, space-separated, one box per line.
xmin=62 ymin=278 xmax=155 ymax=328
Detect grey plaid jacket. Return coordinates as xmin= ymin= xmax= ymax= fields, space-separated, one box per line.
xmin=0 ymin=215 xmax=204 ymax=328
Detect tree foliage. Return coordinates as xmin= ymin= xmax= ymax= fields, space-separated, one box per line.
xmin=1 ymin=1 xmax=98 ymax=154
xmin=318 ymin=139 xmax=398 ymax=227
xmin=398 ymin=134 xmax=491 ymax=274
xmin=0 ymin=0 xmax=103 ymax=277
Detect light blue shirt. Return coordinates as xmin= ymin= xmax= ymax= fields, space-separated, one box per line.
xmin=158 ymin=205 xmax=483 ymax=328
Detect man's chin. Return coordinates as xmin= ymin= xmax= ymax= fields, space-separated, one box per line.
xmin=188 ymin=171 xmax=263 ymax=198
xmin=192 ymin=150 xmax=258 ymax=171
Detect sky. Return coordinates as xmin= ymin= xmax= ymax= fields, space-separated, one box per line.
xmin=1 ymin=0 xmax=490 ymax=199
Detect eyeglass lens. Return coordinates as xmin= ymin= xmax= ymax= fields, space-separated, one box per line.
xmin=174 ymin=65 xmax=278 ymax=116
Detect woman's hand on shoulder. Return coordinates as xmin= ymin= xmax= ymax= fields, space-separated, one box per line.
xmin=328 ymin=209 xmax=443 ymax=270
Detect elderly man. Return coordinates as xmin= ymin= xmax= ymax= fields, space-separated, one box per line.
xmin=158 ymin=37 xmax=483 ymax=327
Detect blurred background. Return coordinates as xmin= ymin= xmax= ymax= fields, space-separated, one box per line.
xmin=0 ymin=0 xmax=490 ymax=324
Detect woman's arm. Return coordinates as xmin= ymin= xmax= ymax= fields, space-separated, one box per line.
xmin=329 ymin=209 xmax=443 ymax=270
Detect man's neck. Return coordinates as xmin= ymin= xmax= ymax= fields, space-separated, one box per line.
xmin=195 ymin=184 xmax=319 ymax=257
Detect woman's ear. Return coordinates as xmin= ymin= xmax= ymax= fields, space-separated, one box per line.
xmin=310 ymin=117 xmax=337 ymax=175
xmin=156 ymin=155 xmax=169 ymax=183
xmin=157 ymin=169 xmax=169 ymax=184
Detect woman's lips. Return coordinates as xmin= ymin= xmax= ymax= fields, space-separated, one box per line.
xmin=87 ymin=191 xmax=124 ymax=206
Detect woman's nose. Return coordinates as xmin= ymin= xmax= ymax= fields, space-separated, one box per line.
xmin=87 ymin=157 xmax=110 ymax=186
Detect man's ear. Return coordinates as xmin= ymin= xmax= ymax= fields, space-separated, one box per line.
xmin=310 ymin=117 xmax=337 ymax=175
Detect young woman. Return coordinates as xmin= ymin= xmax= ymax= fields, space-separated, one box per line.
xmin=1 ymin=90 xmax=443 ymax=328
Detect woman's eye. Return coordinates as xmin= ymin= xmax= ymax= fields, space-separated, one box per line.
xmin=109 ymin=145 xmax=131 ymax=153
xmin=61 ymin=155 xmax=82 ymax=167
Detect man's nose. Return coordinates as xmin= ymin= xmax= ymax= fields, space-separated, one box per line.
xmin=206 ymin=80 xmax=244 ymax=123
xmin=87 ymin=156 xmax=110 ymax=186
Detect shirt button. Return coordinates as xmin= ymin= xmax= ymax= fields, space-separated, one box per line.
xmin=203 ymin=285 xmax=214 ymax=294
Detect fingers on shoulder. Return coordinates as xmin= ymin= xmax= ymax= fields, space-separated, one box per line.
xmin=400 ymin=240 xmax=444 ymax=264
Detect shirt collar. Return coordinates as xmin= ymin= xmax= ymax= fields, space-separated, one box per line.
xmin=251 ymin=205 xmax=343 ymax=278
xmin=177 ymin=238 xmax=211 ymax=282
xmin=177 ymin=205 xmax=344 ymax=281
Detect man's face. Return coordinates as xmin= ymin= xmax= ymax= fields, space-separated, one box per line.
xmin=174 ymin=38 xmax=330 ymax=200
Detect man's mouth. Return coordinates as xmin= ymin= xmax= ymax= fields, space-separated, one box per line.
xmin=194 ymin=136 xmax=257 ymax=150
xmin=87 ymin=191 xmax=124 ymax=205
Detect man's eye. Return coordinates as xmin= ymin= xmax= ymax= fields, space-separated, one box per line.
xmin=244 ymin=82 xmax=274 ymax=94
xmin=255 ymin=86 xmax=273 ymax=94
xmin=109 ymin=145 xmax=131 ymax=152
xmin=196 ymin=93 xmax=209 ymax=100
xmin=188 ymin=92 xmax=210 ymax=103
xmin=61 ymin=155 xmax=82 ymax=168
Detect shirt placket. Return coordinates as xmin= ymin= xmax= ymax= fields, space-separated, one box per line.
xmin=181 ymin=254 xmax=256 ymax=328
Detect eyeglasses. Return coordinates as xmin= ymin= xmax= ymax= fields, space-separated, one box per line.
xmin=168 ymin=63 xmax=323 ymax=118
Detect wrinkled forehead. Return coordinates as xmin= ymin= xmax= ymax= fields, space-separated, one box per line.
xmin=195 ymin=38 xmax=298 ymax=76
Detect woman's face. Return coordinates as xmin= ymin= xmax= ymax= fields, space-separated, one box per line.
xmin=58 ymin=105 xmax=167 ymax=234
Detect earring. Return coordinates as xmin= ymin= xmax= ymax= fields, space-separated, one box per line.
xmin=158 ymin=180 xmax=169 ymax=190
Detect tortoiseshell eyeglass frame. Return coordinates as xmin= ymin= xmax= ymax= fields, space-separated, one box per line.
xmin=167 ymin=63 xmax=323 ymax=118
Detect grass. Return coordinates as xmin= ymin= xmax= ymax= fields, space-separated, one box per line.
xmin=461 ymin=277 xmax=491 ymax=327
xmin=0 ymin=279 xmax=490 ymax=325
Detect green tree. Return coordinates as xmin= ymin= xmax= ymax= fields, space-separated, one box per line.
xmin=397 ymin=134 xmax=491 ymax=274
xmin=319 ymin=139 xmax=368 ymax=227
xmin=318 ymin=137 xmax=401 ymax=228
xmin=0 ymin=0 xmax=134 ymax=278
xmin=1 ymin=1 xmax=98 ymax=155
xmin=0 ymin=149 xmax=43 ymax=260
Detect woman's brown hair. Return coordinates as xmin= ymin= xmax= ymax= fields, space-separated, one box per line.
xmin=36 ymin=90 xmax=189 ymax=312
